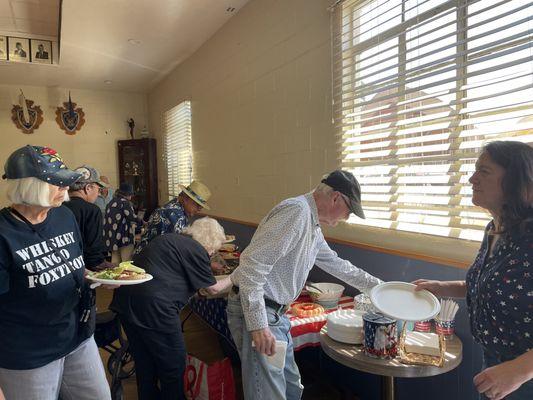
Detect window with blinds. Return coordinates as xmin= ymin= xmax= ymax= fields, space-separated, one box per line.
xmin=332 ymin=0 xmax=533 ymax=241
xmin=163 ymin=101 xmax=193 ymax=199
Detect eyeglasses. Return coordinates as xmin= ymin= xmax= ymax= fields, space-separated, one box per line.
xmin=339 ymin=193 xmax=351 ymax=212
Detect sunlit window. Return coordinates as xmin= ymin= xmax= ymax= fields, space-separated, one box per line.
xmin=163 ymin=101 xmax=193 ymax=199
xmin=332 ymin=0 xmax=533 ymax=241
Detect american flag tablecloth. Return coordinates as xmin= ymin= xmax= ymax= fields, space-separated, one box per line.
xmin=288 ymin=294 xmax=354 ymax=351
xmin=188 ymin=293 xmax=354 ymax=352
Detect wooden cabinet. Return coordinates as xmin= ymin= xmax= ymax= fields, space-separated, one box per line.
xmin=117 ymin=138 xmax=158 ymax=218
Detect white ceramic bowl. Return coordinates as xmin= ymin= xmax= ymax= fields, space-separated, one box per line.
xmin=306 ymin=282 xmax=345 ymax=303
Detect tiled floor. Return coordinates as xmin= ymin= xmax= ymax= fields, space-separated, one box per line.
xmin=96 ymin=289 xmax=354 ymax=399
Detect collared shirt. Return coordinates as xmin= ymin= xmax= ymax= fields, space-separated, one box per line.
xmin=103 ymin=194 xmax=143 ymax=251
xmin=133 ymin=198 xmax=189 ymax=255
xmin=230 ymin=192 xmax=382 ymax=331
xmin=466 ymin=219 xmax=533 ymax=360
xmin=94 ymin=188 xmax=114 ymax=215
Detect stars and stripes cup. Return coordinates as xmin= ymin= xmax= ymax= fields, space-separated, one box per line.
xmin=435 ymin=318 xmax=455 ymax=339
xmin=414 ymin=320 xmax=432 ymax=332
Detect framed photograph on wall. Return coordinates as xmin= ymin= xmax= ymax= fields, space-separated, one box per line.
xmin=30 ymin=39 xmax=52 ymax=64
xmin=0 ymin=36 xmax=6 ymax=61
xmin=8 ymin=37 xmax=29 ymax=62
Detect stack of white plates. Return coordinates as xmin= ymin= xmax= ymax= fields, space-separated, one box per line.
xmin=326 ymin=310 xmax=364 ymax=344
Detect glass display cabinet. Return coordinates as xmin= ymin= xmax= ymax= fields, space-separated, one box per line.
xmin=117 ymin=138 xmax=158 ymax=219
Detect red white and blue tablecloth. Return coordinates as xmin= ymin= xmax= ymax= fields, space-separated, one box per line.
xmin=188 ymin=293 xmax=354 ymax=351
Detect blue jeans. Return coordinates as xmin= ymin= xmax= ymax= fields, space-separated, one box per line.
xmin=0 ymin=336 xmax=110 ymax=400
xmin=226 ymin=292 xmax=304 ymax=400
xmin=480 ymin=351 xmax=533 ymax=400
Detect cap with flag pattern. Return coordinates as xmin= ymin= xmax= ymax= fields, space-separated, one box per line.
xmin=2 ymin=145 xmax=81 ymax=187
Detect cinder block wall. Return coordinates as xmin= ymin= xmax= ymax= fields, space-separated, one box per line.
xmin=147 ymin=0 xmax=479 ymax=263
xmin=148 ymin=0 xmax=336 ymax=221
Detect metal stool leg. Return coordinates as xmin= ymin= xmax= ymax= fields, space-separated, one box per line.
xmin=382 ymin=376 xmax=394 ymax=400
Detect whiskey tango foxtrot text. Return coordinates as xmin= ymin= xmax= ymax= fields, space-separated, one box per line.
xmin=14 ymin=232 xmax=85 ymax=288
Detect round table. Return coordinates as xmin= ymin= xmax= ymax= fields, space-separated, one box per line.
xmin=319 ymin=327 xmax=463 ymax=400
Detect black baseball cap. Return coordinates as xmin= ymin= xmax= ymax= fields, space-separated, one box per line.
xmin=2 ymin=145 xmax=81 ymax=187
xmin=321 ymin=170 xmax=365 ymax=219
xmin=118 ymin=182 xmax=134 ymax=196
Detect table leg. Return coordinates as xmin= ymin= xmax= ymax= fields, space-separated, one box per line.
xmin=382 ymin=376 xmax=394 ymax=400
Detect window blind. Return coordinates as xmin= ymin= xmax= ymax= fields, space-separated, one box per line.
xmin=163 ymin=101 xmax=193 ymax=198
xmin=332 ymin=0 xmax=533 ymax=241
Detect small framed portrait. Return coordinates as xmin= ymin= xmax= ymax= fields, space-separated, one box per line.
xmin=8 ymin=37 xmax=29 ymax=62
xmin=30 ymin=39 xmax=52 ymax=64
xmin=0 ymin=36 xmax=7 ymax=60
xmin=0 ymin=36 xmax=6 ymax=61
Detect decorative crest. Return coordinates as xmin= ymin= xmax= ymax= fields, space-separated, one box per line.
xmin=11 ymin=91 xmax=44 ymax=134
xmin=56 ymin=92 xmax=85 ymax=135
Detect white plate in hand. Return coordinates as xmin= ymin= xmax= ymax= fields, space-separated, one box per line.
xmin=86 ymin=273 xmax=153 ymax=286
xmin=370 ymin=281 xmax=440 ymax=322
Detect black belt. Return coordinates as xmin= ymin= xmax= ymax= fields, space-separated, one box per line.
xmin=231 ymin=286 xmax=288 ymax=314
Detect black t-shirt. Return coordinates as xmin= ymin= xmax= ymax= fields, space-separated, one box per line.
xmin=0 ymin=206 xmax=85 ymax=369
xmin=110 ymin=233 xmax=216 ymax=332
xmin=64 ymin=196 xmax=106 ymax=269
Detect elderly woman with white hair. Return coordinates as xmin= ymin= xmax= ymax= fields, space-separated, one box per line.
xmin=0 ymin=145 xmax=111 ymax=400
xmin=110 ymin=216 xmax=232 ymax=400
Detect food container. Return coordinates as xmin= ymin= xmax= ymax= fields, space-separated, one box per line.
xmin=353 ymin=293 xmax=375 ymax=313
xmin=306 ymin=282 xmax=344 ymax=309
xmin=363 ymin=312 xmax=398 ymax=359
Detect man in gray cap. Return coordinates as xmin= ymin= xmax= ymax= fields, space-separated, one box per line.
xmin=227 ymin=170 xmax=382 ymax=400
xmin=64 ymin=165 xmax=112 ymax=271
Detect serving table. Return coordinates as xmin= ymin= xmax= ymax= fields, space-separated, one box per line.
xmin=188 ymin=293 xmax=356 ymax=351
xmin=319 ymin=326 xmax=463 ymax=400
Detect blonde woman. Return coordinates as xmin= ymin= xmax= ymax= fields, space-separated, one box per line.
xmin=110 ymin=216 xmax=232 ymax=400
xmin=0 ymin=145 xmax=111 ymax=400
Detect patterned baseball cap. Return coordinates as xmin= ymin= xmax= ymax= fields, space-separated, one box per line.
xmin=2 ymin=145 xmax=81 ymax=187
xmin=70 ymin=165 xmax=108 ymax=190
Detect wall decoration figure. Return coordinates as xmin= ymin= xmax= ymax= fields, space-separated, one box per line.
xmin=56 ymin=92 xmax=85 ymax=135
xmin=127 ymin=118 xmax=135 ymax=139
xmin=11 ymin=90 xmax=44 ymax=134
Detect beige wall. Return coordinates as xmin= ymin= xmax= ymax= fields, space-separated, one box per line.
xmin=0 ymin=84 xmax=148 ymax=206
xmin=148 ymin=0 xmax=478 ymax=264
xmin=149 ymin=0 xmax=336 ymax=219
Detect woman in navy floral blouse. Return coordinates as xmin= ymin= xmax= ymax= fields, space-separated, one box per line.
xmin=103 ymin=182 xmax=144 ymax=263
xmin=415 ymin=141 xmax=533 ymax=400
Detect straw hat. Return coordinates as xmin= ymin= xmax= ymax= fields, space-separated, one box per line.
xmin=179 ymin=181 xmax=211 ymax=210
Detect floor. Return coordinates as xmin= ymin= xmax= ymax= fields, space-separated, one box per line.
xmin=96 ymin=288 xmax=353 ymax=400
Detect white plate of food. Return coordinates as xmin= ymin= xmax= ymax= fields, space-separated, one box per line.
xmin=86 ymin=261 xmax=153 ymax=286
xmin=370 ymin=281 xmax=440 ymax=322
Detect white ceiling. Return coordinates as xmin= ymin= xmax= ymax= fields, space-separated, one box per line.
xmin=0 ymin=0 xmax=59 ymax=38
xmin=0 ymin=0 xmax=250 ymax=93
